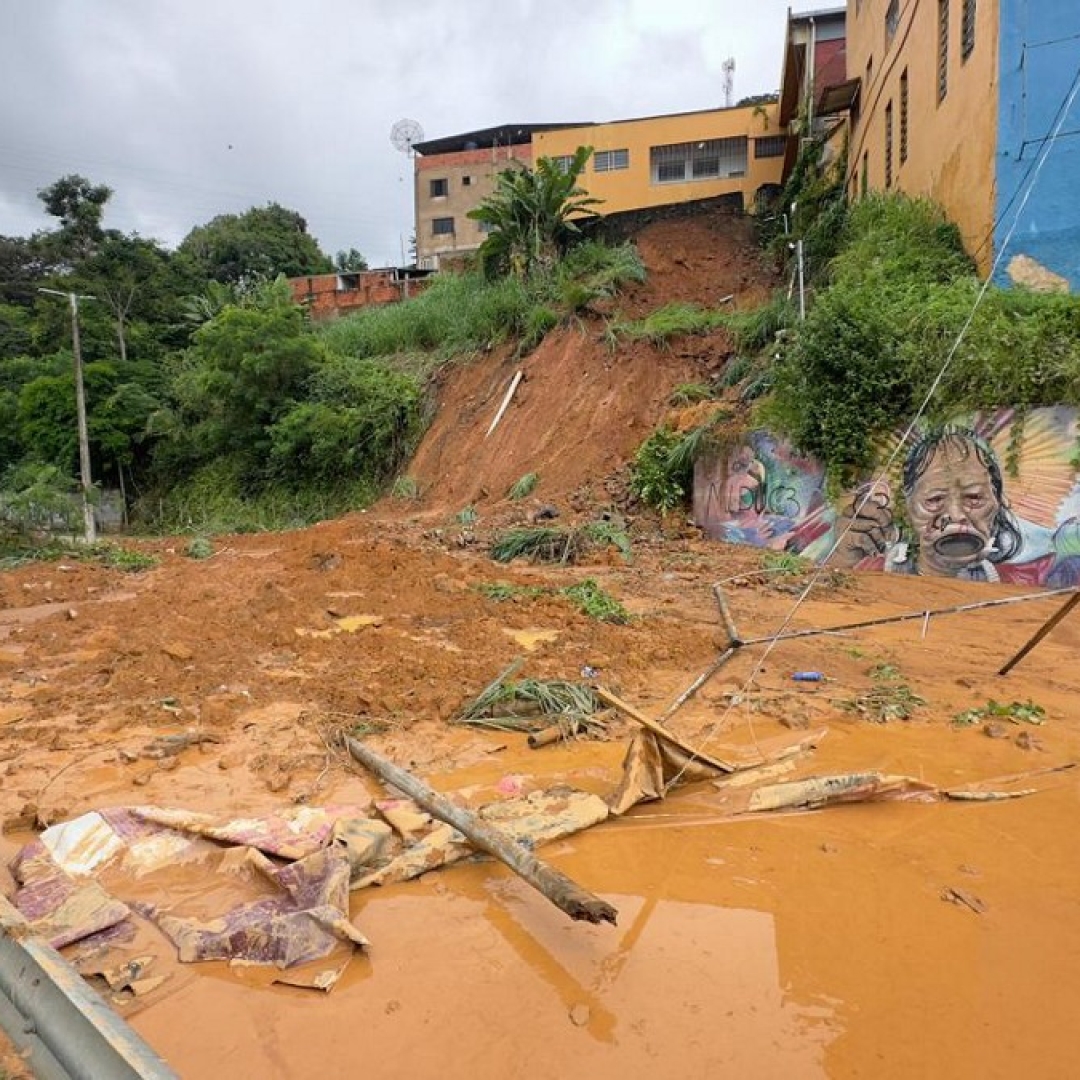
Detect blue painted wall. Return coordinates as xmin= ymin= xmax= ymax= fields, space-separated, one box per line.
xmin=995 ymin=1 xmax=1080 ymax=289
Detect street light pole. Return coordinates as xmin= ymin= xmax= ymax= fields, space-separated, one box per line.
xmin=38 ymin=288 xmax=97 ymax=544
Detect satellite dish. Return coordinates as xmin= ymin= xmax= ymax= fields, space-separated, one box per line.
xmin=391 ymin=118 xmax=425 ymax=155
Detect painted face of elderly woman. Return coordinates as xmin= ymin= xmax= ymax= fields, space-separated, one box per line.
xmin=903 ymin=429 xmax=1017 ymax=577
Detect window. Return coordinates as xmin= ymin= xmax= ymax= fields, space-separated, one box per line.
xmin=961 ymin=0 xmax=976 ymax=60
xmin=429 ymin=178 xmax=448 ymax=198
xmin=462 ymin=175 xmax=472 ymax=187
xmin=550 ymin=155 xmax=574 ymax=174
xmin=865 ymin=55 xmax=874 ymax=89
xmin=885 ymin=100 xmax=894 ymax=188
xmin=861 ymin=151 xmax=869 ymax=197
xmin=650 ymin=137 xmax=747 ymax=183
xmin=900 ymin=68 xmax=909 ymax=163
xmin=885 ymin=0 xmax=900 ymax=45
xmin=431 ymin=217 xmax=454 ymax=236
xmin=594 ymin=148 xmax=630 ymax=172
xmin=754 ymin=136 xmax=787 ymax=158
xmin=937 ymin=0 xmax=950 ymax=103
xmin=477 ymin=220 xmax=495 ymax=234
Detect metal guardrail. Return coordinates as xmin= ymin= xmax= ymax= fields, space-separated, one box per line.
xmin=0 ymin=897 xmax=178 ymax=1080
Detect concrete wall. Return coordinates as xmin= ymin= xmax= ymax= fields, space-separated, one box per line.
xmin=694 ymin=408 xmax=1080 ymax=586
xmin=995 ymin=1 xmax=1080 ymax=291
xmin=415 ymin=144 xmax=533 ymax=264
xmin=533 ymin=105 xmax=785 ymax=218
xmin=846 ymin=0 xmax=999 ymax=275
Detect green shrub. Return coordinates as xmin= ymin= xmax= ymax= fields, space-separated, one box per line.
xmin=629 ymin=427 xmax=687 ymax=510
xmin=765 ymin=192 xmax=1080 ymax=472
xmin=507 ymin=472 xmax=539 ymax=500
xmin=669 ymin=382 xmax=714 ymax=405
xmin=560 ymin=579 xmax=629 ymax=623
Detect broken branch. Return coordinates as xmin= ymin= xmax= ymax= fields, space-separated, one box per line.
xmin=344 ymin=737 xmax=617 ymax=925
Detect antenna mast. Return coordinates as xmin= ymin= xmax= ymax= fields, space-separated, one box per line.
xmin=722 ymin=57 xmax=736 ymax=108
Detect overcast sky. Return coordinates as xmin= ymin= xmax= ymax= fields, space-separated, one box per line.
xmin=0 ymin=2 xmax=821 ymax=267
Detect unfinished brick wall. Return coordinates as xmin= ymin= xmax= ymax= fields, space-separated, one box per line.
xmin=287 ymin=271 xmax=430 ymax=320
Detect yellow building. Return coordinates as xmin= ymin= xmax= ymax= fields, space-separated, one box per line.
xmin=533 ymin=104 xmax=784 ymax=219
xmin=845 ymin=0 xmax=998 ymax=274
xmin=413 ymin=106 xmax=784 ymax=267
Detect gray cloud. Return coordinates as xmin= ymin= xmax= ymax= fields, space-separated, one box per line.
xmin=0 ymin=0 xmax=810 ymax=266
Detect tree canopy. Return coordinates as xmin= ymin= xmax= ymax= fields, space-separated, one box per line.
xmin=178 ymin=203 xmax=333 ymax=285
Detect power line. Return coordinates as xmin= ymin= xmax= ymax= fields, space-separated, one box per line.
xmin=664 ymin=61 xmax=1080 ymax=788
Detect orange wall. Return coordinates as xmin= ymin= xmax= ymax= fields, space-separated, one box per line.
xmin=533 ymin=105 xmax=784 ymax=216
xmin=846 ymin=0 xmax=999 ymax=273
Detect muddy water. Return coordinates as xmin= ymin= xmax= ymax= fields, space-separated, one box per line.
xmin=115 ymin=721 xmax=1080 ymax=1080
xmin=4 ymin=531 xmax=1080 ymax=1077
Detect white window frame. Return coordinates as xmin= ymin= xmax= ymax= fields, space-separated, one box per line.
xmin=594 ymin=148 xmax=629 ymax=172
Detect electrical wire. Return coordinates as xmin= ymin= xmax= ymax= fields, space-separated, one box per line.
xmin=662 ymin=59 xmax=1080 ymax=791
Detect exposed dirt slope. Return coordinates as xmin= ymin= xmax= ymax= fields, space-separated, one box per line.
xmin=405 ymin=214 xmax=777 ymax=516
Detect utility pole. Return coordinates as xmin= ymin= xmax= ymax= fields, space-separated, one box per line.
xmin=38 ymin=288 xmax=97 ymax=544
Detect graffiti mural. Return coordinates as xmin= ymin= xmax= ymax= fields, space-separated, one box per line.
xmin=693 ymin=408 xmax=1080 ymax=587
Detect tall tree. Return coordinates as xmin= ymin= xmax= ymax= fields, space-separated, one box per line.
xmin=334 ymin=248 xmax=369 ymax=272
xmin=37 ymin=174 xmax=113 ymax=266
xmin=178 ymin=203 xmax=332 ymax=285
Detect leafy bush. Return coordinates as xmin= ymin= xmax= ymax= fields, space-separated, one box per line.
xmin=765 ymin=192 xmax=1080 ymax=472
xmin=629 ymin=427 xmax=687 ymax=510
xmin=630 ymin=413 xmax=730 ymax=511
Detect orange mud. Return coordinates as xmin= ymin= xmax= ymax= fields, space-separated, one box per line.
xmin=2 ymin=218 xmax=1080 ymax=1078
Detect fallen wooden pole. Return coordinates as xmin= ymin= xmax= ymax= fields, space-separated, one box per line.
xmin=485 ymin=370 xmax=523 ymax=439
xmin=345 ymin=736 xmax=617 ymax=925
xmin=657 ymin=585 xmax=1076 ymax=728
xmin=595 ymin=687 xmax=737 ymax=772
xmin=739 ymin=586 xmax=1077 ymax=647
xmin=656 ymin=646 xmax=738 ymax=726
xmin=712 ymin=583 xmax=742 ymax=646
xmin=998 ymin=590 xmax=1080 ymax=675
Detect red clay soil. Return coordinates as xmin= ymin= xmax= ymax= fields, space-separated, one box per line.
xmin=2 ymin=214 xmax=1079 ymax=1080
xmin=405 ymin=213 xmax=777 ymax=519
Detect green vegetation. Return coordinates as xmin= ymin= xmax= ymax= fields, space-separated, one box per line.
xmin=455 ymin=676 xmax=603 ymax=735
xmin=489 ymin=519 xmax=632 ymax=565
xmin=476 ymin=575 xmax=628 ymax=623
xmin=763 ymin=193 xmax=1080 ymax=475
xmin=391 ymin=475 xmax=420 ymax=500
xmin=490 ymin=525 xmax=578 ymax=563
xmin=760 ymin=550 xmax=810 ymax=576
xmin=669 ymin=382 xmax=715 ymax=406
xmin=1 ymin=164 xmax=651 ymax=541
xmin=607 ymin=302 xmax=730 ymax=347
xmin=580 ymin=519 xmax=632 ymax=560
xmin=953 ymin=699 xmax=1046 ymax=727
xmin=507 ymin=472 xmax=539 ymax=500
xmin=475 ymin=581 xmax=546 ymax=602
xmin=185 ymin=536 xmax=214 ymax=559
xmin=468 ymin=146 xmax=602 ymax=280
xmin=89 ymin=542 xmax=158 ymax=571
xmin=629 ymin=411 xmax=732 ymax=512
xmin=560 ymin=578 xmax=629 ymax=623
xmin=841 ymin=663 xmax=925 ymax=723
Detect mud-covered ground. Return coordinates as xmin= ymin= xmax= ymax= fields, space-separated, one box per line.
xmin=2 ymin=217 xmax=1079 ymax=1078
